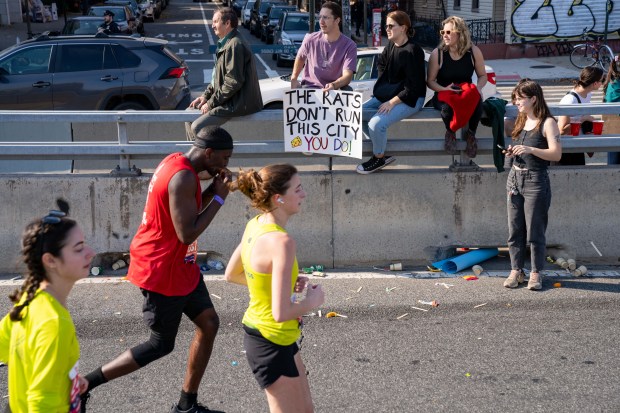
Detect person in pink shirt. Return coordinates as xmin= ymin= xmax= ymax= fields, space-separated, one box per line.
xmin=291 ymin=1 xmax=357 ymax=91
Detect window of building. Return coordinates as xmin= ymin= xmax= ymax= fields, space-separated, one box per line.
xmin=472 ymin=0 xmax=479 ymax=11
xmin=454 ymin=0 xmax=460 ymax=10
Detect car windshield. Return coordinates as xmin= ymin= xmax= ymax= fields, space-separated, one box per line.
xmin=271 ymin=7 xmax=293 ymax=19
xmin=62 ymin=19 xmax=103 ymax=34
xmin=259 ymin=2 xmax=273 ymax=13
xmin=284 ymin=16 xmax=318 ymax=31
xmin=89 ymin=8 xmax=126 ymax=21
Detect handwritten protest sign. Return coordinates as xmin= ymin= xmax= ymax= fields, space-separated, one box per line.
xmin=283 ymin=89 xmax=363 ymax=159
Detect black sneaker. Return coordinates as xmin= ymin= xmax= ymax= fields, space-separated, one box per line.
xmin=170 ymin=402 xmax=218 ymax=413
xmin=356 ymin=156 xmax=395 ymax=174
xmin=80 ymin=392 xmax=90 ymax=413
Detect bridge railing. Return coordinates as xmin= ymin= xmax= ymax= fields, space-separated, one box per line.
xmin=1 ymin=103 xmax=619 ymax=170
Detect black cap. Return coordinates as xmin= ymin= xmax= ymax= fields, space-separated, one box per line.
xmin=193 ymin=126 xmax=234 ymax=150
xmin=103 ymin=10 xmax=114 ymax=16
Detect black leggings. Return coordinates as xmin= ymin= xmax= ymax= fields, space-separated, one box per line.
xmin=433 ymin=96 xmax=483 ymax=134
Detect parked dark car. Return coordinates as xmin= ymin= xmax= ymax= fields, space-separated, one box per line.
xmin=232 ymin=0 xmax=247 ymax=17
xmin=250 ymin=0 xmax=284 ymax=36
xmin=0 ymin=35 xmax=191 ymax=110
xmin=104 ymin=0 xmax=145 ymax=34
xmin=260 ymin=4 xmax=296 ymax=43
xmin=61 ymin=16 xmax=105 ymax=35
xmin=88 ymin=5 xmax=139 ymax=35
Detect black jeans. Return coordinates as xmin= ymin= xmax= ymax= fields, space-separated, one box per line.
xmin=433 ymin=95 xmax=483 ymax=134
xmin=506 ymin=168 xmax=552 ymax=273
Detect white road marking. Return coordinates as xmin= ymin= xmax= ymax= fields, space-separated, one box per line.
xmin=204 ymin=69 xmax=212 ymax=84
xmin=199 ymin=1 xmax=215 ymax=49
xmin=254 ymin=53 xmax=277 ymax=78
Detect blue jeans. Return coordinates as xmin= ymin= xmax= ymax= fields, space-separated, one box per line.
xmin=362 ymin=97 xmax=424 ymax=155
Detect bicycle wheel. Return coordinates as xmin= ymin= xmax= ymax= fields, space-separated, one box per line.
xmin=570 ymin=44 xmax=596 ymax=69
xmin=598 ymin=45 xmax=614 ymax=72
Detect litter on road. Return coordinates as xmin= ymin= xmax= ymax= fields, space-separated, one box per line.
xmin=411 ymin=306 xmax=429 ymax=312
xmin=473 ymin=303 xmax=488 ymax=308
xmin=326 ymin=311 xmax=348 ymax=318
xmin=396 ymin=313 xmax=409 ymax=320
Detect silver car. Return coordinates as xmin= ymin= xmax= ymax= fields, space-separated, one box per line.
xmin=242 ymin=0 xmax=256 ymax=28
xmin=272 ymin=11 xmax=318 ymax=67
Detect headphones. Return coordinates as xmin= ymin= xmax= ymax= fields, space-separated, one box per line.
xmin=277 ymin=198 xmax=284 ymax=204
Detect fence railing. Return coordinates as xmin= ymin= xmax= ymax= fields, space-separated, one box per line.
xmin=1 ymin=104 xmax=619 ymax=169
xmin=413 ymin=17 xmax=506 ymax=47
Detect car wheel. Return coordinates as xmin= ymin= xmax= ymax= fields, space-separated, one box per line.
xmin=272 ymin=53 xmax=277 ymax=60
xmin=264 ymin=101 xmax=283 ymax=109
xmin=112 ymin=101 xmax=147 ymax=110
xmin=276 ymin=54 xmax=285 ymax=67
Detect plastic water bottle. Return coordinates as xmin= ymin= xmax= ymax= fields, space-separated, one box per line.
xmin=207 ymin=259 xmax=224 ymax=270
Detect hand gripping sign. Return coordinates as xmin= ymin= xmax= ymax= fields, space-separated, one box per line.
xmin=283 ymin=88 xmax=363 ymax=159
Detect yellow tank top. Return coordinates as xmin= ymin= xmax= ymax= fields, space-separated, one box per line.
xmin=241 ymin=215 xmax=300 ymax=346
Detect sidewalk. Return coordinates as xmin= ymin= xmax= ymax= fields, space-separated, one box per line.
xmin=0 ymin=14 xmax=76 ymax=50
xmin=1 ymin=17 xmax=582 ymax=83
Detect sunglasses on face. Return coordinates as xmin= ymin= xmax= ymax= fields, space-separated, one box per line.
xmin=440 ymin=29 xmax=459 ymax=36
xmin=385 ymin=24 xmax=399 ymax=30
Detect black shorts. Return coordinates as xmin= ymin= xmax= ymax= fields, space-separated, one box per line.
xmin=141 ymin=277 xmax=214 ymax=338
xmin=243 ymin=325 xmax=299 ymax=389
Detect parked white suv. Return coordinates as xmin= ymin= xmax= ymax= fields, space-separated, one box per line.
xmin=260 ymin=46 xmax=501 ymax=109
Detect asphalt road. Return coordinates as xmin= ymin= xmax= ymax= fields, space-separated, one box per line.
xmin=0 ymin=275 xmax=618 ymax=412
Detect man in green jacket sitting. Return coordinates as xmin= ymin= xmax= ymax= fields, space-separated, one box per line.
xmin=186 ymin=7 xmax=263 ymax=140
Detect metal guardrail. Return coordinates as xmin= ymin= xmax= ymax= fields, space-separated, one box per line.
xmin=1 ymin=104 xmax=619 ymax=168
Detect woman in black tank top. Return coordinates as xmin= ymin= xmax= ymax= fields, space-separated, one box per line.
xmin=503 ymin=79 xmax=562 ymax=291
xmin=427 ymin=16 xmax=488 ymax=158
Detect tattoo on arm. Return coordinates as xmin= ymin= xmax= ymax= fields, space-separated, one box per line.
xmin=554 ymin=134 xmax=561 ymax=143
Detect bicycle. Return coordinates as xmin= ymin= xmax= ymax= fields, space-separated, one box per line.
xmin=570 ymin=28 xmax=615 ymax=72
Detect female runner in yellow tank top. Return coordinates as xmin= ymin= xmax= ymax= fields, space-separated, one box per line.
xmin=226 ymin=164 xmax=325 ymax=413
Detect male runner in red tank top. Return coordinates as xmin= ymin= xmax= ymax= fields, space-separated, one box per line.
xmin=82 ymin=126 xmax=233 ymax=413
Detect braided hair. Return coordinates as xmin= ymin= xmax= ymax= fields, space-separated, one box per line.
xmin=8 ymin=200 xmax=76 ymax=322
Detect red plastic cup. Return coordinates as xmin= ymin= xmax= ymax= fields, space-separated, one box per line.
xmin=570 ymin=122 xmax=581 ymax=136
xmin=592 ymin=120 xmax=604 ymax=135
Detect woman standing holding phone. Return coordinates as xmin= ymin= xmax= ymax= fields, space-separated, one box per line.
xmin=503 ymin=80 xmax=562 ymax=290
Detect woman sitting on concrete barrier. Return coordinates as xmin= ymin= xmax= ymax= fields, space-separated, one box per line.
xmin=225 ymin=164 xmax=325 ymax=412
xmin=356 ymin=10 xmax=426 ymax=174
xmin=556 ymin=66 xmax=604 ymax=165
xmin=0 ymin=199 xmax=95 ymax=412
xmin=427 ymin=15 xmax=487 ymax=158
xmin=503 ymin=79 xmax=562 ymax=291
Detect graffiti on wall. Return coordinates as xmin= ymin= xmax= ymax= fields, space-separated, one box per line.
xmin=511 ymin=0 xmax=620 ymax=42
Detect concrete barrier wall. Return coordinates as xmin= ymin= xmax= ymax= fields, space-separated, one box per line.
xmin=1 ymin=167 xmax=618 ymax=272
